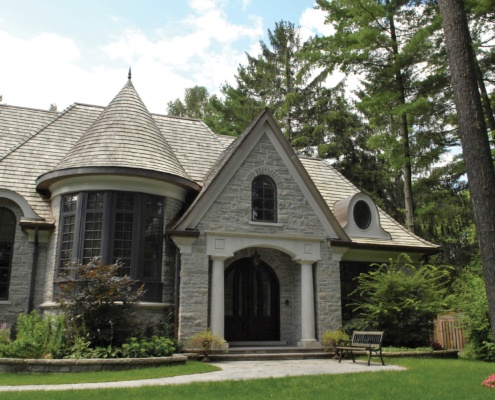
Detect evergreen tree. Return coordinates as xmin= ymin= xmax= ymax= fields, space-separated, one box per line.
xmin=310 ymin=0 xmax=453 ymax=233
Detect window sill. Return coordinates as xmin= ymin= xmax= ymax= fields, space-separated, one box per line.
xmin=249 ymin=221 xmax=284 ymax=227
xmin=0 ymin=301 xmax=12 ymax=305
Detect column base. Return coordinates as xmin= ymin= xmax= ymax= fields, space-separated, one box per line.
xmin=297 ymin=339 xmax=320 ymax=348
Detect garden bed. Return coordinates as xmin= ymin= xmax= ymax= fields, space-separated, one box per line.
xmin=0 ymin=354 xmax=188 ymax=373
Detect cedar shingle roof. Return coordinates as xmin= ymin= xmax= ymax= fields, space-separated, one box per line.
xmin=0 ymin=80 xmax=438 ymax=252
xmin=300 ymin=157 xmax=439 ymax=250
xmin=0 ymin=104 xmax=104 ymax=219
xmin=51 ymin=80 xmax=190 ymax=180
xmin=0 ymin=105 xmax=59 ymax=160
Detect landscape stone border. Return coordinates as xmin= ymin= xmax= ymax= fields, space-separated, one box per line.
xmin=0 ymin=354 xmax=188 ymax=373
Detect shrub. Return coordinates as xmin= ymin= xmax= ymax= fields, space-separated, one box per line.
xmin=0 ymin=322 xmax=9 ymax=345
xmin=65 ymin=336 xmax=96 ymax=359
xmin=56 ymin=258 xmax=145 ymax=347
xmin=121 ymin=336 xmax=175 ymax=358
xmin=349 ymin=254 xmax=452 ymax=347
xmin=321 ymin=329 xmax=349 ymax=352
xmin=451 ymin=263 xmax=495 ymax=361
xmin=0 ymin=311 xmax=67 ymax=359
xmin=187 ymin=329 xmax=226 ymax=361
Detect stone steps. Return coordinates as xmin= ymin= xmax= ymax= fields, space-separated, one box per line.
xmin=189 ymin=346 xmax=335 ymax=362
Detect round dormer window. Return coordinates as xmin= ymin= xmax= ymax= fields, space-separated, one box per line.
xmin=353 ymin=200 xmax=371 ymax=230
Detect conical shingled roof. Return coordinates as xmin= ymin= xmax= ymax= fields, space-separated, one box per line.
xmin=50 ymin=79 xmax=190 ymax=181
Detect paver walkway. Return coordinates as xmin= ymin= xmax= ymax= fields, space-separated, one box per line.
xmin=0 ymin=359 xmax=405 ymax=392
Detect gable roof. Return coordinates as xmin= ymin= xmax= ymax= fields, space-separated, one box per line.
xmin=171 ymin=108 xmax=351 ymax=241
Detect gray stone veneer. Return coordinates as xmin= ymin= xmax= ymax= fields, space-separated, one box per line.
xmin=177 ymin=133 xmax=343 ymax=343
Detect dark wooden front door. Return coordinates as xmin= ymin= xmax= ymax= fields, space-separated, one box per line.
xmin=224 ymin=257 xmax=280 ymax=341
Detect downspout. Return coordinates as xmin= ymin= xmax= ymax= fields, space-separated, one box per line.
xmin=27 ymin=226 xmax=39 ymax=313
xmin=173 ymin=249 xmax=181 ymax=340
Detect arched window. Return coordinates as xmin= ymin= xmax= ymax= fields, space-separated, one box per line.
xmin=0 ymin=208 xmax=16 ymax=300
xmin=252 ymin=175 xmax=277 ymax=222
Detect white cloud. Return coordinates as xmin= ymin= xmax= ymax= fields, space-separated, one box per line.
xmin=299 ymin=6 xmax=334 ymax=41
xmin=0 ymin=1 xmax=265 ymax=114
xmin=100 ymin=2 xmax=263 ymax=111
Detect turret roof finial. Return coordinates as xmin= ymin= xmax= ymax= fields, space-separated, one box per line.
xmin=128 ymin=67 xmax=132 ymax=80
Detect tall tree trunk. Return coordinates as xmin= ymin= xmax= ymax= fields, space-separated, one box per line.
xmin=474 ymin=58 xmax=495 ymax=139
xmin=389 ymin=9 xmax=415 ymax=233
xmin=439 ymin=0 xmax=495 ymax=344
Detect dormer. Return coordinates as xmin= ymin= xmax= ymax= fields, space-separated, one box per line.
xmin=334 ymin=193 xmax=391 ymax=240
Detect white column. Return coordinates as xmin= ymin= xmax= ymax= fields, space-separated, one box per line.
xmin=298 ymin=261 xmax=318 ymax=347
xmin=210 ymin=256 xmax=227 ymax=338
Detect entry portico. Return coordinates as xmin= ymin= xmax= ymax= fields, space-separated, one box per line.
xmin=206 ymin=232 xmax=321 ymax=346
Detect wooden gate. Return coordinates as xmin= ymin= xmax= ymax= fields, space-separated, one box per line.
xmin=433 ymin=313 xmax=465 ymax=350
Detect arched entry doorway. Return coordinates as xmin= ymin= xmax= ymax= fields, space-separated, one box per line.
xmin=224 ymin=256 xmax=280 ymax=341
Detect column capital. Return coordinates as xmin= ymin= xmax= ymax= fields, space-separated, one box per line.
xmin=210 ymin=254 xmax=231 ymax=262
xmin=294 ymin=259 xmax=317 ymax=266
xmin=170 ymin=235 xmax=198 ymax=254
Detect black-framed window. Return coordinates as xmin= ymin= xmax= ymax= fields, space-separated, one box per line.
xmin=353 ymin=200 xmax=372 ymax=230
xmin=252 ymin=175 xmax=277 ymax=222
xmin=0 ymin=208 xmax=16 ymax=300
xmin=58 ymin=191 xmax=164 ymax=301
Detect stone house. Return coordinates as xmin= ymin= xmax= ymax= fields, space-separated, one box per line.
xmin=0 ymin=75 xmax=438 ymax=346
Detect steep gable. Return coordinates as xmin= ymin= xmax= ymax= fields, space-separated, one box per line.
xmin=171 ymin=109 xmax=349 ymax=241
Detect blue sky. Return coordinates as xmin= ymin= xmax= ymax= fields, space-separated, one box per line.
xmin=0 ymin=0 xmax=330 ymax=114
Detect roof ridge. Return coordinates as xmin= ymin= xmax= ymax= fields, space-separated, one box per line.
xmin=0 ymin=103 xmax=60 ymax=114
xmin=0 ymin=104 xmax=78 ymax=161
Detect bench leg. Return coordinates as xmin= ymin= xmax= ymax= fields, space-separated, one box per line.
xmin=338 ymin=349 xmax=343 ymax=363
xmin=379 ymin=349 xmax=385 ymax=366
xmin=350 ymin=350 xmax=356 ymax=363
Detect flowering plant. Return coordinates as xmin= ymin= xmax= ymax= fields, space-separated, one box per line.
xmin=482 ymin=374 xmax=495 ymax=389
xmin=431 ymin=342 xmax=443 ymax=351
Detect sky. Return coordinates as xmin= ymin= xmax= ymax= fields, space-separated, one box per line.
xmin=0 ymin=0 xmax=333 ymax=114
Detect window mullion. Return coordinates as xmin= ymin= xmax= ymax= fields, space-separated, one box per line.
xmin=101 ymin=192 xmax=114 ymax=265
xmin=132 ymin=194 xmax=143 ymax=280
xmin=73 ymin=192 xmax=85 ymax=264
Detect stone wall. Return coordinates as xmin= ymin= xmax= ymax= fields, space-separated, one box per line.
xmin=0 ymin=198 xmax=32 ymax=326
xmin=177 ymin=132 xmax=339 ymax=344
xmin=314 ymin=242 xmax=342 ymax=341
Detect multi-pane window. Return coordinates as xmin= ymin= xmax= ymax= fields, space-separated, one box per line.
xmin=252 ymin=175 xmax=277 ymax=222
xmin=58 ymin=192 xmax=164 ymax=301
xmin=0 ymin=208 xmax=16 ymax=300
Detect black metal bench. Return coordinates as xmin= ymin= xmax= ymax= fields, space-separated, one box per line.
xmin=335 ymin=331 xmax=385 ymax=366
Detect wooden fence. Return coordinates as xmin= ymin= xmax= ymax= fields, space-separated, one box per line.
xmin=433 ymin=313 xmax=465 ymax=350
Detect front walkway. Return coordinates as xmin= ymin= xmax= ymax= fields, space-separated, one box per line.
xmin=0 ymin=359 xmax=405 ymax=392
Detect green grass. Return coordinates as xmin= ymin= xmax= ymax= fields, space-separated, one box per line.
xmin=1 ymin=358 xmax=495 ymax=399
xmin=0 ymin=361 xmax=219 ymax=385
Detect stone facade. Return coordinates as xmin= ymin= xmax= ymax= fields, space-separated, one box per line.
xmin=0 ymin=80 xmax=438 ymax=347
xmin=177 ymin=132 xmax=341 ymax=344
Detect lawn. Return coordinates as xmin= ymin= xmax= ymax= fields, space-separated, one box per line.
xmin=1 ymin=358 xmax=494 ymax=400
